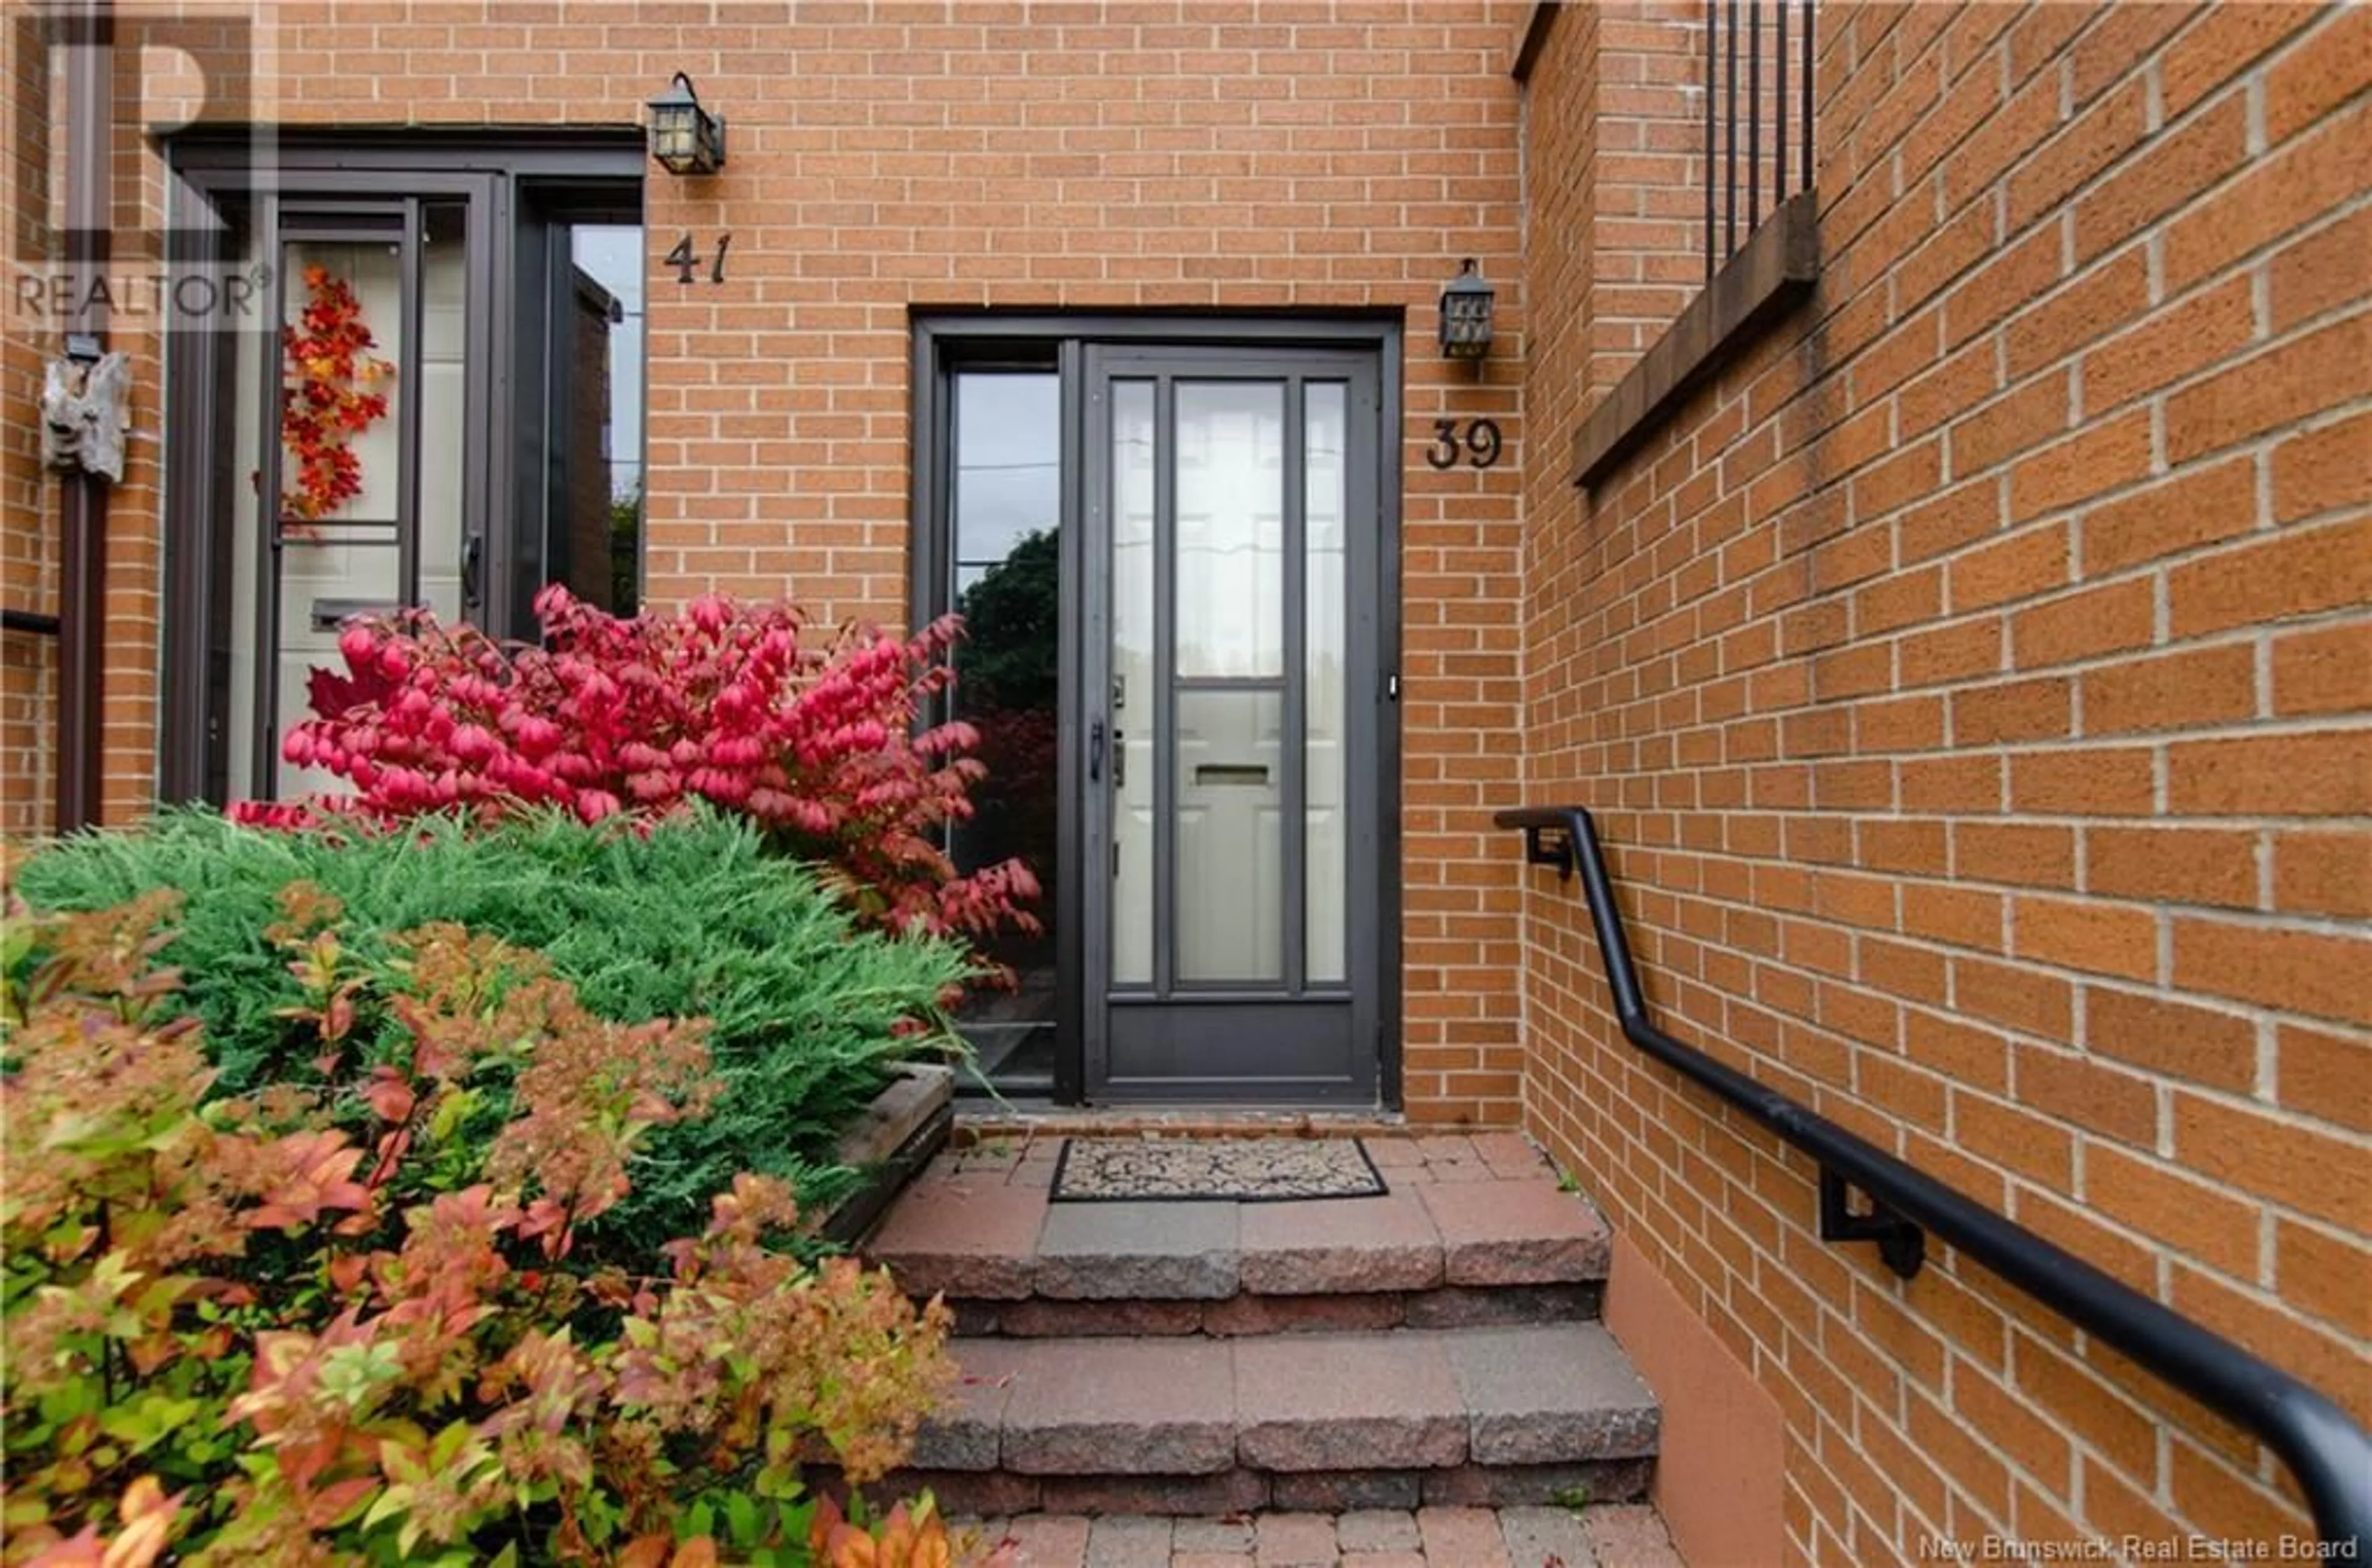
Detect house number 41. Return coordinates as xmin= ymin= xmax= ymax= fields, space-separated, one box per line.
xmin=665 ymin=233 xmax=732 ymax=285
xmin=1426 ymin=417 xmax=1502 ymax=469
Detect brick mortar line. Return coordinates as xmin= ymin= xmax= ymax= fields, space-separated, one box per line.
xmin=1536 ymin=794 xmax=2372 ymax=849
xmin=1935 ymin=302 xmax=2370 ymax=495
xmin=1614 ymin=895 xmax=2372 ymax=1021
xmin=1521 ymin=892 xmax=2372 ymax=1071
xmin=1513 ymin=802 xmax=2372 ymax=860
xmin=1912 ymin=10 xmax=2362 ymax=287
xmin=1996 ymin=1163 xmax=2368 ymax=1340
xmin=1573 ymin=605 xmax=2372 ymax=713
xmin=1511 ymin=955 xmax=2370 ymax=1154
xmin=1937 ymin=1305 xmax=2313 ymax=1540
xmin=1889 ymin=257 xmax=2367 ymax=488
xmin=1592 ymin=399 xmax=2363 ymax=639
xmin=1606 ymin=818 xmax=2364 ymax=873
xmin=1570 ymin=610 xmax=2370 ymax=724
xmin=1907 ymin=1352 xmax=2088 ymax=1538
xmin=1690 ymin=144 xmax=2363 ymax=514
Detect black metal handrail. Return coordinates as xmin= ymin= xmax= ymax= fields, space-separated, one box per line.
xmin=1496 ymin=804 xmax=2372 ymax=1556
xmin=1707 ymin=0 xmax=1816 ymax=283
xmin=2 ymin=608 xmax=62 ymax=637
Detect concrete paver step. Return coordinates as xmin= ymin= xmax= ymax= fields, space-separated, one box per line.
xmin=914 ymin=1322 xmax=1659 ymax=1478
xmin=864 ymin=1134 xmax=1615 ymax=1332
xmin=847 ymin=1135 xmax=1665 ymax=1537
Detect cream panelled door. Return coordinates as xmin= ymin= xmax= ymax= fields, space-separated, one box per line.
xmin=1085 ymin=348 xmax=1384 ymax=1102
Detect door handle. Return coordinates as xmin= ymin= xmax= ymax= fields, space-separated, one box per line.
xmin=1088 ymin=718 xmax=1105 ymax=783
xmin=461 ymin=535 xmax=483 ymax=608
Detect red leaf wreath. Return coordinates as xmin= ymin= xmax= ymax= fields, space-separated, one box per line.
xmin=280 ymin=264 xmax=393 ymax=524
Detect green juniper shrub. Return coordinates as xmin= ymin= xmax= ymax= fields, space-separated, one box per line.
xmin=12 ymin=807 xmax=978 ymax=1259
xmin=1 ymin=877 xmax=977 ymax=1566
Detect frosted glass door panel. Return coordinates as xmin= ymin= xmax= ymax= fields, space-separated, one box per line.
xmin=1111 ymin=380 xmax=1158 ymax=986
xmin=274 ymin=539 xmax=400 ymax=800
xmin=417 ymin=202 xmax=469 ymax=621
xmin=1173 ymin=382 xmax=1283 ymax=679
xmin=292 ymin=239 xmax=405 ymax=526
xmin=1304 ymin=382 xmax=1348 ymax=985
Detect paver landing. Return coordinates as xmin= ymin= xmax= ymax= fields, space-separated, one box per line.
xmin=956 ymin=1503 xmax=1686 ymax=1566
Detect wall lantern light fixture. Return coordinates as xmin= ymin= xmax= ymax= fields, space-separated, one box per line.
xmin=647 ymin=72 xmax=726 ymax=176
xmin=1438 ymin=258 xmax=1495 ymax=360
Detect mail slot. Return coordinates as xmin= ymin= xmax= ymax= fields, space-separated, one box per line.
xmin=1193 ymin=763 xmax=1270 ymax=787
xmin=310 ymin=598 xmax=401 ymax=632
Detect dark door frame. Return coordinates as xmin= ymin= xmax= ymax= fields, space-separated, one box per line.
xmin=909 ymin=312 xmax=1406 ymax=1110
xmin=158 ymin=132 xmax=644 ymax=804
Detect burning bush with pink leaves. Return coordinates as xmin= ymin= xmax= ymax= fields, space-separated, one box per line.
xmin=234 ymin=585 xmax=1039 ymax=944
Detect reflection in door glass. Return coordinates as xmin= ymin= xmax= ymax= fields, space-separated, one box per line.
xmin=555 ymin=223 xmax=644 ymax=614
xmin=950 ymin=371 xmax=1062 ymax=1091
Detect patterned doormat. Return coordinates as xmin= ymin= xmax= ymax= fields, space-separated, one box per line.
xmin=1049 ymin=1137 xmax=1387 ymax=1203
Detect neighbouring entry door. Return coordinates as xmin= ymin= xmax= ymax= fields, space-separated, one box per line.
xmin=1082 ymin=346 xmax=1386 ymax=1102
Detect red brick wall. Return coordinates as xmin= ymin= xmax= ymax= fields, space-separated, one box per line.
xmin=0 ymin=9 xmax=194 ymax=834
xmin=25 ymin=0 xmax=1535 ymax=1124
xmin=2 ymin=12 xmax=59 ymax=837
xmin=1520 ymin=1 xmax=2370 ymax=1561
xmin=1585 ymin=0 xmax=1708 ymax=399
xmin=1519 ymin=0 xmax=1710 ymax=431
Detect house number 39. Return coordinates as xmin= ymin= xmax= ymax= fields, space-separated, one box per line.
xmin=665 ymin=233 xmax=733 ymax=285
xmin=1426 ymin=417 xmax=1502 ymax=469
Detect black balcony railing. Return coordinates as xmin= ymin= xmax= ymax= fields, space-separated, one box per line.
xmin=1496 ymin=805 xmax=2372 ymax=1558
xmin=1707 ymin=0 xmax=1815 ymax=283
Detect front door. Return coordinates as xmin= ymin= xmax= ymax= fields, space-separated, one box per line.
xmin=162 ymin=145 xmax=645 ymax=808
xmin=1081 ymin=346 xmax=1386 ymax=1102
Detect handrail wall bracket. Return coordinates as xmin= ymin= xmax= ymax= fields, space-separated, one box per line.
xmin=1516 ymin=821 xmax=1577 ymax=880
xmin=1818 ymin=1168 xmax=1925 ymax=1280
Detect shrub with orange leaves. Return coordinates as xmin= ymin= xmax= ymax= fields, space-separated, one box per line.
xmin=0 ymin=868 xmax=959 ymax=1565
xmin=809 ymin=1495 xmax=1020 ymax=1568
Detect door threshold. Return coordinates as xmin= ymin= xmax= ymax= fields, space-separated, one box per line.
xmin=953 ymin=1104 xmax=1408 ymax=1144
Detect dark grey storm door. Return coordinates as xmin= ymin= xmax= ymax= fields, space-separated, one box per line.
xmin=1081 ymin=346 xmax=1385 ymax=1102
